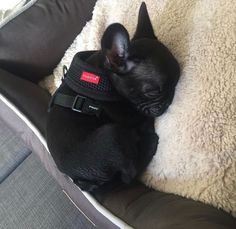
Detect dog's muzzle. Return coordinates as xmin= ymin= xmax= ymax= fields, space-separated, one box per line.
xmin=135 ymin=92 xmax=174 ymax=117
xmin=137 ymin=101 xmax=168 ymax=117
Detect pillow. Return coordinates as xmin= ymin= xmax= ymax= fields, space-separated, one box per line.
xmin=41 ymin=0 xmax=236 ymax=216
xmin=0 ymin=0 xmax=96 ymax=83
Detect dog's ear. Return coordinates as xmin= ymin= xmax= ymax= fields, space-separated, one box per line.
xmin=133 ymin=2 xmax=157 ymax=40
xmin=101 ymin=23 xmax=130 ymax=72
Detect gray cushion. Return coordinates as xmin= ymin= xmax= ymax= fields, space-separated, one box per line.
xmin=0 ymin=118 xmax=31 ymax=183
xmin=0 ymin=153 xmax=95 ymax=229
xmin=0 ymin=0 xmax=96 ymax=83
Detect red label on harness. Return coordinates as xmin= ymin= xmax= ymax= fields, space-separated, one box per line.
xmin=80 ymin=71 xmax=100 ymax=85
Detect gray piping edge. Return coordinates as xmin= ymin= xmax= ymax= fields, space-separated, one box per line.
xmin=0 ymin=0 xmax=39 ymax=29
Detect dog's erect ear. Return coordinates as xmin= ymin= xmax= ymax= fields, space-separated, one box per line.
xmin=101 ymin=23 xmax=130 ymax=72
xmin=133 ymin=2 xmax=157 ymax=40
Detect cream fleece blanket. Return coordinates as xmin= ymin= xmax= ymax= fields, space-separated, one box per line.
xmin=40 ymin=0 xmax=236 ymax=216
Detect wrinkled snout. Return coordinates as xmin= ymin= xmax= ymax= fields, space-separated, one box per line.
xmin=136 ymin=90 xmax=175 ymax=117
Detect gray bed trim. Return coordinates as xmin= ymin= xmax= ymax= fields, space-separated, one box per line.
xmin=0 ymin=0 xmax=38 ymax=29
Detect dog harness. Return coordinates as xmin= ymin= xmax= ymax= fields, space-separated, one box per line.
xmin=49 ymin=51 xmax=122 ymax=116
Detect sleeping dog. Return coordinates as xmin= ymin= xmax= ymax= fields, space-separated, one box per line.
xmin=46 ymin=2 xmax=180 ymax=193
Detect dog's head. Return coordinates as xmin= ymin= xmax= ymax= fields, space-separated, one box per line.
xmin=101 ymin=2 xmax=180 ymax=117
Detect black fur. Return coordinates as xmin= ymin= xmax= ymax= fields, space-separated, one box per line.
xmin=46 ymin=2 xmax=180 ymax=194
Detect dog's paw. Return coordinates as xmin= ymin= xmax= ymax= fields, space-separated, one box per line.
xmin=143 ymin=132 xmax=159 ymax=147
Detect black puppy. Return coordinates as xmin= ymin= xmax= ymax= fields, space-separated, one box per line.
xmin=47 ymin=2 xmax=180 ymax=194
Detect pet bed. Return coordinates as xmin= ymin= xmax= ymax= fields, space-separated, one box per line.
xmin=40 ymin=0 xmax=236 ymax=216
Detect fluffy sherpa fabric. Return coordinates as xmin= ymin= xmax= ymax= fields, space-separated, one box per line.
xmin=40 ymin=0 xmax=236 ymax=216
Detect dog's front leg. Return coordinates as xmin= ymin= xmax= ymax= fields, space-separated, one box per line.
xmin=135 ymin=118 xmax=159 ymax=175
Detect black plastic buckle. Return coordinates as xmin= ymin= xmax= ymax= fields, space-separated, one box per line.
xmin=72 ymin=95 xmax=86 ymax=112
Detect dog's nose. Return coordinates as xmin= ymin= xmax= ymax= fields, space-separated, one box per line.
xmin=149 ymin=107 xmax=162 ymax=117
xmin=164 ymin=100 xmax=171 ymax=109
xmin=149 ymin=100 xmax=172 ymax=117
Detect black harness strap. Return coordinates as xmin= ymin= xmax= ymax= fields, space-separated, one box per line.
xmin=51 ymin=93 xmax=102 ymax=117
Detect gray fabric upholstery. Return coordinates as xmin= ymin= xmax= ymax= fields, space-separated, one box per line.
xmin=0 ymin=0 xmax=96 ymax=82
xmin=0 ymin=153 xmax=95 ymax=229
xmin=0 ymin=68 xmax=50 ymax=135
xmin=0 ymin=118 xmax=31 ymax=183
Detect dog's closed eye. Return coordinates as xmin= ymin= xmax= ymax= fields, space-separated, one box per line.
xmin=144 ymin=90 xmax=160 ymax=98
xmin=142 ymin=84 xmax=160 ymax=96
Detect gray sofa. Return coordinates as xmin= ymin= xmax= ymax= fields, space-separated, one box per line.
xmin=0 ymin=0 xmax=236 ymax=228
